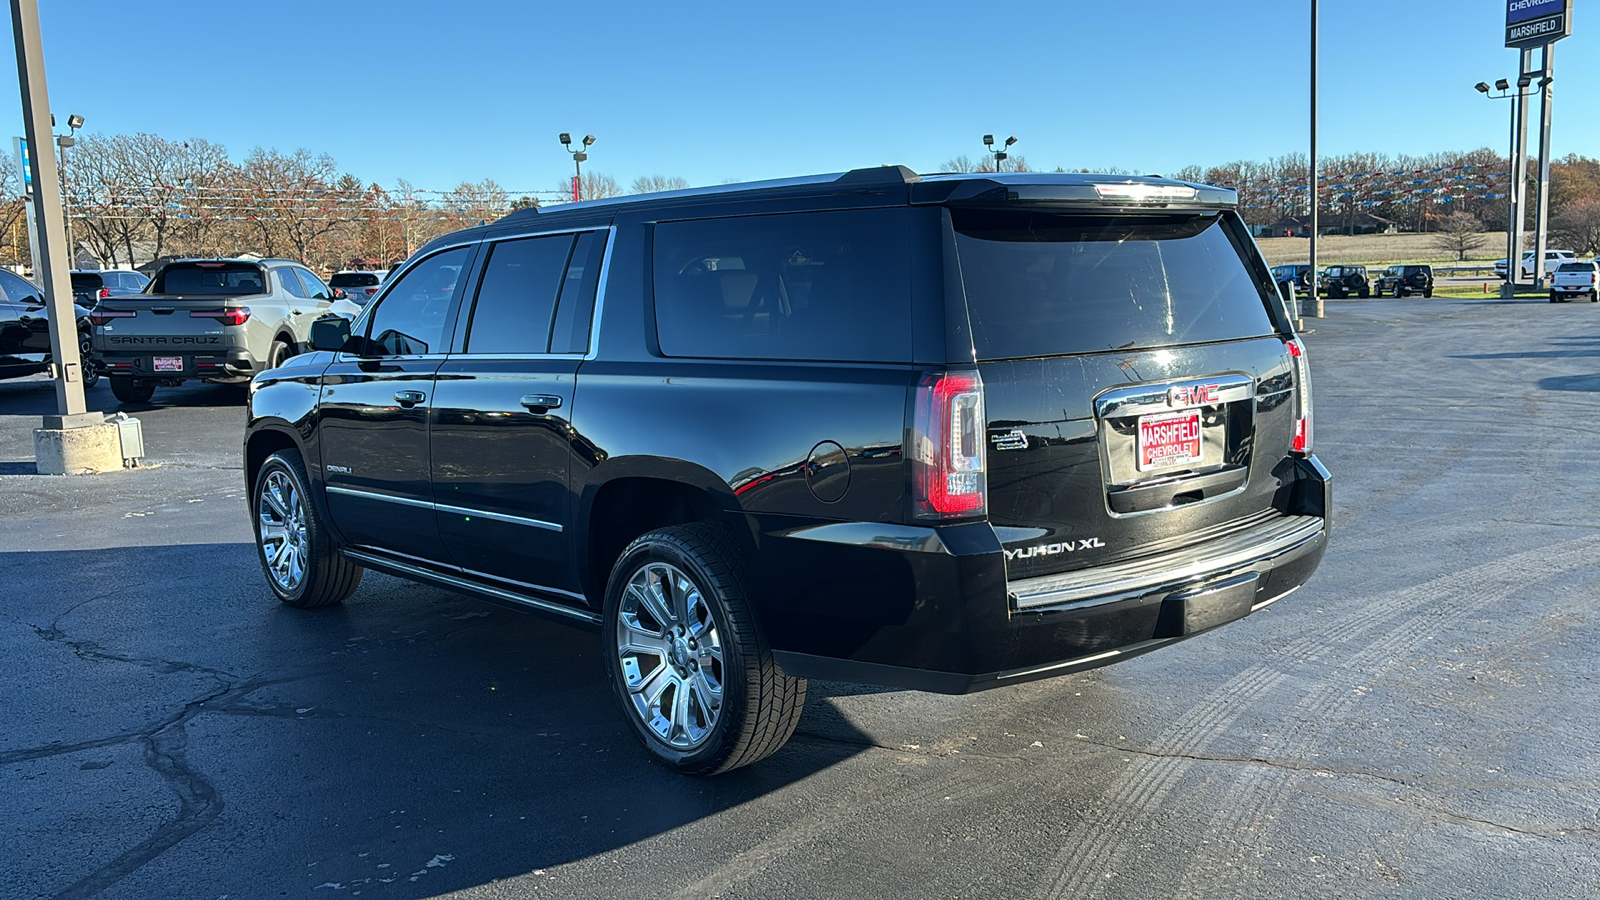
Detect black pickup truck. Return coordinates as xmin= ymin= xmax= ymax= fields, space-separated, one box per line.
xmin=243 ymin=168 xmax=1331 ymax=775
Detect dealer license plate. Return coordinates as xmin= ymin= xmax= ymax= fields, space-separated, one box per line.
xmin=152 ymin=356 xmax=183 ymax=372
xmin=1138 ymin=410 xmax=1203 ymax=471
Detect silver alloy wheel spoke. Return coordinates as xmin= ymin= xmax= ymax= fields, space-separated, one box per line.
xmin=616 ymin=560 xmax=725 ymax=750
xmin=257 ymin=470 xmax=307 ymax=592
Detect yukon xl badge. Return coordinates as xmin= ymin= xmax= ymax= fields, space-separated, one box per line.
xmin=1005 ymin=538 xmax=1106 ymax=561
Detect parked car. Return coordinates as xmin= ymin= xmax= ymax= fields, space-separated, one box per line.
xmin=0 ymin=269 xmax=98 ymax=387
xmin=1495 ymin=249 xmax=1576 ymax=279
xmin=1319 ymin=264 xmax=1370 ymax=298
xmin=1548 ymin=260 xmax=1599 ymax=303
xmin=244 ymin=167 xmax=1330 ymax=775
xmin=70 ymin=269 xmax=150 ymax=306
xmin=328 ymin=270 xmax=387 ymax=306
xmin=92 ymin=258 xmax=347 ymax=404
xmin=1373 ymin=264 xmax=1433 ymax=298
xmin=1269 ymin=264 xmax=1314 ymax=292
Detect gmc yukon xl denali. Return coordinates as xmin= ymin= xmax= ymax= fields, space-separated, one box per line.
xmin=244 ymin=168 xmax=1331 ymax=775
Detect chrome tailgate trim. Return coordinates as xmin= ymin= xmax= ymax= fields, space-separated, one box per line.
xmin=1009 ymin=514 xmax=1324 ymax=610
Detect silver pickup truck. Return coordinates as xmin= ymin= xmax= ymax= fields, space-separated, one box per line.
xmin=92 ymin=258 xmax=358 ymax=404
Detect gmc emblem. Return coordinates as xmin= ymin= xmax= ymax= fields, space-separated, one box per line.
xmin=1169 ymin=383 xmax=1220 ymax=408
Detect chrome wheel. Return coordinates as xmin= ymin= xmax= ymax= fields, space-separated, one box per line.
xmin=615 ymin=561 xmax=724 ymax=750
xmin=257 ymin=469 xmax=308 ymax=592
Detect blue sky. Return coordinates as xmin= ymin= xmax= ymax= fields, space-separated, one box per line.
xmin=4 ymin=0 xmax=1595 ymax=196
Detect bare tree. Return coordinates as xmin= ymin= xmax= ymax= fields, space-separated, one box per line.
xmin=0 ymin=162 xmax=29 ymax=267
xmin=554 ymin=172 xmax=622 ymax=202
xmin=939 ymin=154 xmax=1029 ymax=174
xmin=1431 ymin=212 xmax=1490 ymax=260
xmin=1551 ymin=198 xmax=1600 ymax=256
xmin=631 ymin=175 xmax=690 ymax=194
xmin=237 ymin=147 xmax=345 ymax=262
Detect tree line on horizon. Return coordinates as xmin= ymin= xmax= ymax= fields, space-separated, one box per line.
xmin=3 ymin=133 xmax=1598 ymax=272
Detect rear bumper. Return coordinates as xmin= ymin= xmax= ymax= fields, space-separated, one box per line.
xmin=762 ymin=455 xmax=1331 ymax=694
xmin=99 ymin=344 xmax=262 ymax=380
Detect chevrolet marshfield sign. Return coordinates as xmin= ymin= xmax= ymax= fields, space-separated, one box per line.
xmin=1506 ymin=0 xmax=1573 ymax=48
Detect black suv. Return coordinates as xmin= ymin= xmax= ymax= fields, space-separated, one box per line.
xmin=244 ymin=168 xmax=1330 ymax=775
xmin=1319 ymin=265 xmax=1370 ymax=298
xmin=1373 ymin=264 xmax=1433 ymax=298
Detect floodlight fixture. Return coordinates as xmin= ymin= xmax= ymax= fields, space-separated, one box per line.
xmin=1475 ymin=82 xmax=1491 ymax=94
xmin=583 ymin=134 xmax=595 ymax=147
xmin=559 ymin=132 xmax=572 ymax=146
xmin=1517 ymin=72 xmax=1533 ymax=88
xmin=1495 ymin=78 xmax=1510 ymax=91
xmin=1538 ymin=76 xmax=1553 ymax=88
xmin=1004 ymin=135 xmax=1017 ymax=147
xmin=67 ymin=113 xmax=84 ymax=130
xmin=982 ymin=134 xmax=994 ymax=147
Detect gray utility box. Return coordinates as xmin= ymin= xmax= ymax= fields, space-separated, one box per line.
xmin=111 ymin=412 xmax=145 ymax=465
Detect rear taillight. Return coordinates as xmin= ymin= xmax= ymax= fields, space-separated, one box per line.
xmin=911 ymin=370 xmax=986 ymax=519
xmin=98 ymin=287 xmax=111 ymax=299
xmin=1286 ymin=339 xmax=1313 ymax=456
xmin=364 ymin=287 xmax=378 ymax=295
xmin=191 ymin=307 xmax=251 ymax=326
xmin=90 ymin=309 xmax=135 ymax=326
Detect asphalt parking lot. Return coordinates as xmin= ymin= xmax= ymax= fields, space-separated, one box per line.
xmin=3 ymin=297 xmax=1599 ymax=900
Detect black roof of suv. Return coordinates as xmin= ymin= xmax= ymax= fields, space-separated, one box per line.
xmin=244 ymin=166 xmax=1330 ymax=775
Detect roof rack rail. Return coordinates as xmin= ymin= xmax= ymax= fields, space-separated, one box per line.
xmin=834 ymin=165 xmax=921 ymax=185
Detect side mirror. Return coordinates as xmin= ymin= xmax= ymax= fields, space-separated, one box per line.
xmin=310 ymin=315 xmax=352 ymax=352
xmin=332 ymin=288 xmax=347 ymax=300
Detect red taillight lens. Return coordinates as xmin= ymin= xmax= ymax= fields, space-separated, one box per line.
xmin=190 ymin=307 xmax=250 ymax=326
xmin=98 ymin=287 xmax=111 ymax=299
xmin=1286 ymin=339 xmax=1313 ymax=456
xmin=364 ymin=287 xmax=378 ymax=295
xmin=911 ymin=370 xmax=986 ymax=519
xmin=89 ymin=309 xmax=135 ymax=326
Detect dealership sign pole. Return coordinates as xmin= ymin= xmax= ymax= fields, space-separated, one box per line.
xmin=1505 ymin=0 xmax=1571 ymax=290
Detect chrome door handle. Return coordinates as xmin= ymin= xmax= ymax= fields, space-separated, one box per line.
xmin=393 ymin=390 xmax=427 ymax=407
xmin=519 ymin=393 xmax=563 ymax=411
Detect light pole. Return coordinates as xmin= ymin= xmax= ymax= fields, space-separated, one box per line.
xmin=1308 ymin=0 xmax=1321 ymax=318
xmin=559 ymin=132 xmax=594 ymax=202
xmin=981 ymin=134 xmax=1017 ymax=173
xmin=54 ymin=111 xmax=81 ymax=266
xmin=1476 ymin=75 xmax=1547 ymax=297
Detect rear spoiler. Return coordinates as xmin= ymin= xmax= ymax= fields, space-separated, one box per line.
xmin=912 ymin=176 xmax=1237 ymax=210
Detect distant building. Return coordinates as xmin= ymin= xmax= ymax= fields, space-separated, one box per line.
xmin=1264 ymin=213 xmax=1399 ymax=237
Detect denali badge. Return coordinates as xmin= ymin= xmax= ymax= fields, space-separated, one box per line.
xmin=1004 ymin=538 xmax=1106 ymax=561
xmin=1168 ymin=383 xmax=1221 ymax=408
xmin=326 ymin=464 xmax=352 ymax=474
xmin=991 ymin=430 xmax=1029 ymax=451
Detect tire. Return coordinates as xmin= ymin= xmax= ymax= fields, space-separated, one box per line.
xmin=1359 ymin=286 xmax=1370 ymax=298
xmin=265 ymin=339 xmax=290 ymax=372
xmin=110 ymin=376 xmax=155 ymax=404
xmin=252 ymin=450 xmax=362 ymax=608
xmin=603 ymin=523 xmax=806 ymax=776
xmin=1550 ymin=293 xmax=1560 ymax=303
xmin=1424 ymin=288 xmax=1434 ymax=298
xmin=1590 ymin=291 xmax=1597 ymax=303
xmin=78 ymin=330 xmax=99 ymax=389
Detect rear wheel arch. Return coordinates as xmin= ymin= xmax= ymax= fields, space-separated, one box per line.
xmin=580 ymin=466 xmax=749 ymax=606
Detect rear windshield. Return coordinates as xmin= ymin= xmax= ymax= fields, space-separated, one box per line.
xmin=1557 ymin=262 xmax=1594 ymax=272
xmin=330 ymin=272 xmax=381 ymax=288
xmin=153 ymin=262 xmax=267 ymax=295
xmin=952 ymin=210 xmax=1276 ymax=361
xmin=70 ymin=273 xmax=103 ymax=290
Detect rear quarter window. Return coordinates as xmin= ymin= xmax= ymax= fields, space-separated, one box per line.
xmin=653 ymin=208 xmax=914 ymax=363
xmin=330 ymin=272 xmax=381 ymax=288
xmin=952 ymin=210 xmax=1277 ymax=361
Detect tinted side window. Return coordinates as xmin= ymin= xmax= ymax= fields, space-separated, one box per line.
xmin=550 ymin=230 xmax=607 ymax=354
xmin=952 ymin=210 xmax=1276 ymax=361
xmin=653 ymin=209 xmax=913 ymax=362
xmin=363 ymin=246 xmax=471 ymax=356
xmin=278 ymin=268 xmax=309 ymax=298
xmin=297 ymin=268 xmax=330 ymax=300
xmin=463 ymin=235 xmax=575 ymax=354
xmin=0 ymin=270 xmax=39 ymax=304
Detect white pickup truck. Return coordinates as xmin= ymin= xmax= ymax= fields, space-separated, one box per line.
xmin=1549 ymin=260 xmax=1599 ymax=303
xmin=1496 ymin=248 xmax=1575 ymax=280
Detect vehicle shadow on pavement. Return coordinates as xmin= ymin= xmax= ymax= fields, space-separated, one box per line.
xmin=1 ymin=542 xmax=878 ymax=898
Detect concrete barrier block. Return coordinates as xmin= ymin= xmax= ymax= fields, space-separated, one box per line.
xmin=33 ymin=423 xmax=125 ymax=475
